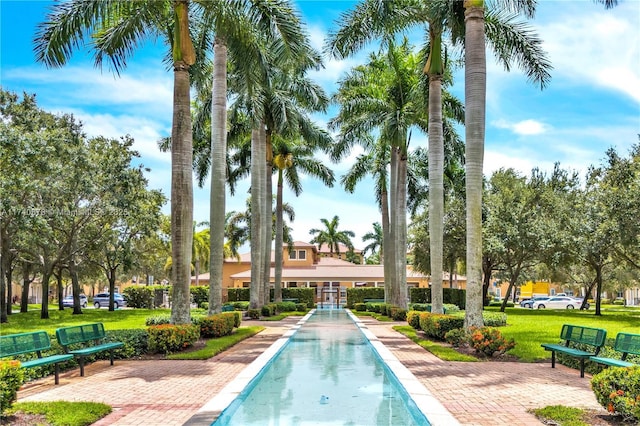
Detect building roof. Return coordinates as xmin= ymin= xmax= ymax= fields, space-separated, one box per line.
xmin=316 ymin=242 xmax=362 ymax=254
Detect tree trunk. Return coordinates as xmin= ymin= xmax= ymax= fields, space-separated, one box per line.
xmin=250 ymin=127 xmax=265 ymax=309
xmin=209 ymin=38 xmax=227 ymax=316
xmin=5 ymin=262 xmax=13 ymax=317
xmin=55 ymin=269 xmax=64 ymax=310
xmin=170 ymin=60 xmax=194 ymax=325
xmin=387 ymin=148 xmax=399 ymax=304
xmin=464 ymin=0 xmax=486 ymax=329
xmin=381 ymin=183 xmax=392 ymax=302
xmin=394 ymin=151 xmax=408 ymax=309
xmin=263 ymin=127 xmax=273 ymax=306
xmin=108 ymin=266 xmax=118 ymax=311
xmin=595 ymin=263 xmax=603 ymax=316
xmin=428 ymin=74 xmax=444 ymax=314
xmin=40 ymin=269 xmax=52 ymax=319
xmin=0 ymin=251 xmax=5 ymax=324
xmin=21 ymin=263 xmax=33 ymax=313
xmin=70 ymin=261 xmax=83 ymax=315
xmin=274 ymin=169 xmax=284 ymax=302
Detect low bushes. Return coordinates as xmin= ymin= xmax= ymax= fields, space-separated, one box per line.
xmin=419 ymin=312 xmax=464 ymax=340
xmin=591 ymin=366 xmax=640 ymax=422
xmin=0 ymin=360 xmax=24 ymax=414
xmin=147 ymin=324 xmax=200 ymax=354
xmin=199 ymin=313 xmax=236 ymax=338
xmin=468 ymin=327 xmax=515 ymax=356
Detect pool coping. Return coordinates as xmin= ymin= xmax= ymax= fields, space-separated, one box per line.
xmin=184 ymin=309 xmax=460 ymax=426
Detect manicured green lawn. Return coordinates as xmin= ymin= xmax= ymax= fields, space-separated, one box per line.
xmin=486 ymin=306 xmax=640 ymax=362
xmin=5 ymin=401 xmax=111 ymax=426
xmin=1 ymin=308 xmax=159 ymax=335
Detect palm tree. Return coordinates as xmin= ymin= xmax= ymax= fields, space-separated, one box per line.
xmin=330 ymin=38 xmax=432 ymax=308
xmin=192 ymin=226 xmax=210 ymax=287
xmin=272 ymin=137 xmax=334 ymax=301
xmin=462 ymin=0 xmax=552 ymax=327
xmin=34 ymin=0 xmax=196 ymax=324
xmin=362 ymin=222 xmax=384 ymax=263
xmin=309 ymin=216 xmax=356 ymax=257
xmin=328 ymin=0 xmax=551 ymax=318
xmin=183 ymin=0 xmax=313 ymax=314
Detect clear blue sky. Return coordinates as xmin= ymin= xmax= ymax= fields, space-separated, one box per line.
xmin=1 ymin=0 xmax=639 ymax=248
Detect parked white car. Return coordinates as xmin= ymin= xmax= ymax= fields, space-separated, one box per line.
xmin=532 ymin=296 xmax=579 ymax=309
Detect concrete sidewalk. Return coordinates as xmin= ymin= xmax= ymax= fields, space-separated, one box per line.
xmin=17 ymin=316 xmax=606 ymax=425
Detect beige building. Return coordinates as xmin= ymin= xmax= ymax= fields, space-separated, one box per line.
xmin=191 ymin=241 xmax=441 ymax=305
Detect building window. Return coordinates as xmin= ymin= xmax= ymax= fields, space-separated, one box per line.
xmin=298 ymin=250 xmax=306 ymax=260
xmin=289 ymin=250 xmax=296 ymax=260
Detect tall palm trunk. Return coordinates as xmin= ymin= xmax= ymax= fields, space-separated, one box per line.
xmin=274 ymin=168 xmax=285 ymax=302
xmin=170 ymin=0 xmax=195 ymax=325
xmin=381 ymin=184 xmax=392 ymax=301
xmin=250 ymin=127 xmax=265 ymax=309
xmin=394 ymin=151 xmax=408 ymax=309
xmin=209 ymin=38 xmax=227 ymax=315
xmin=263 ymin=127 xmax=273 ymax=305
xmin=428 ymin=52 xmax=445 ymax=314
xmin=464 ymin=0 xmax=486 ymax=329
xmin=387 ymin=148 xmax=399 ymax=303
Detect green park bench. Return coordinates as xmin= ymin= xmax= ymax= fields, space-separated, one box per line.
xmin=0 ymin=331 xmax=73 ymax=385
xmin=590 ymin=332 xmax=640 ymax=368
xmin=541 ymin=324 xmax=607 ymax=377
xmin=221 ymin=305 xmax=235 ymax=312
xmin=56 ymin=323 xmax=123 ymax=377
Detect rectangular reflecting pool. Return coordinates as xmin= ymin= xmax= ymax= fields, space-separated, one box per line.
xmin=211 ymin=309 xmax=430 ymax=426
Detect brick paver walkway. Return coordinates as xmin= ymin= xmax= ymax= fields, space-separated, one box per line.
xmin=17 ymin=316 xmax=607 ymax=425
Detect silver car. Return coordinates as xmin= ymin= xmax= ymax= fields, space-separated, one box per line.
xmin=63 ymin=294 xmax=88 ymax=308
xmin=93 ymin=293 xmax=127 ymax=309
xmin=533 ymin=296 xmax=578 ymax=309
xmin=520 ymin=296 xmax=550 ymax=308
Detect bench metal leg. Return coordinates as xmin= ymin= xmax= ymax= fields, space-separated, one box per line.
xmin=580 ymin=359 xmax=585 ymax=378
xmin=551 ymin=351 xmax=556 ymax=368
xmin=110 ymin=349 xmax=114 ymax=366
xmin=54 ymin=363 xmax=60 ymax=385
xmin=79 ymin=357 xmax=85 ymax=377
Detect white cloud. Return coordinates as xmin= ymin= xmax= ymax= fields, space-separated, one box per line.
xmin=69 ymin=111 xmax=171 ymax=163
xmin=538 ymin=6 xmax=640 ymax=102
xmin=5 ymin=65 xmax=173 ymax=110
xmin=493 ymin=119 xmax=548 ymax=135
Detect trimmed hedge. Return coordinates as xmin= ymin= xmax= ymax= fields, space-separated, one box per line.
xmin=409 ymin=287 xmax=466 ymax=309
xmin=346 ymin=287 xmax=385 ymax=308
xmin=227 ymin=288 xmax=315 ymax=308
xmin=123 ymin=286 xmax=155 ymax=309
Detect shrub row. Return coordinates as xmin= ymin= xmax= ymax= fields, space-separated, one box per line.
xmin=227 ymin=288 xmax=315 ymax=308
xmin=147 ymin=324 xmax=200 ymax=354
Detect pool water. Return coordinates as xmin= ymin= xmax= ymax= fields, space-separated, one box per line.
xmin=212 ymin=309 xmax=430 ymax=426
